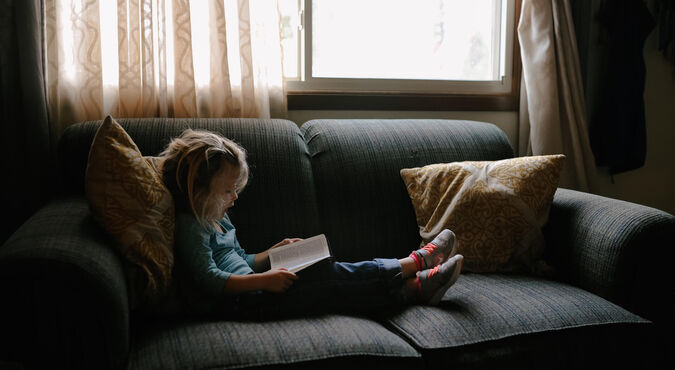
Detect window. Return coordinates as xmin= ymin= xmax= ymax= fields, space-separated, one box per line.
xmin=279 ymin=0 xmax=521 ymax=110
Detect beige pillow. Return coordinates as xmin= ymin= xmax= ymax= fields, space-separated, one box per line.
xmin=85 ymin=115 xmax=174 ymax=299
xmin=400 ymin=155 xmax=565 ymax=273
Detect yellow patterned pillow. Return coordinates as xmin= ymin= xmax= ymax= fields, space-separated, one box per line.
xmin=85 ymin=116 xmax=174 ymax=299
xmin=400 ymin=155 xmax=565 ymax=273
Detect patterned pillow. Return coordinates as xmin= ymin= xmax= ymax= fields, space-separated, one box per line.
xmin=85 ymin=116 xmax=174 ymax=299
xmin=400 ymin=155 xmax=565 ymax=273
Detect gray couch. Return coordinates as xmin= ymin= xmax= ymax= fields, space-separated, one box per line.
xmin=1 ymin=118 xmax=673 ymax=370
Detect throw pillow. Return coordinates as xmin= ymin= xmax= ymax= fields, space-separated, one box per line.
xmin=400 ymin=155 xmax=565 ymax=273
xmin=85 ymin=115 xmax=174 ymax=299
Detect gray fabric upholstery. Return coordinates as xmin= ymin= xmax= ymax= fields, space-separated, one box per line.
xmin=128 ymin=315 xmax=421 ymax=370
xmin=3 ymin=118 xmax=673 ymax=370
xmin=301 ymin=119 xmax=514 ymax=262
xmin=57 ymin=118 xmax=321 ymax=253
xmin=545 ymin=188 xmax=675 ymax=323
xmin=0 ymin=197 xmax=129 ymax=370
xmin=388 ymin=273 xmax=649 ymax=348
xmin=387 ymin=273 xmax=654 ymax=369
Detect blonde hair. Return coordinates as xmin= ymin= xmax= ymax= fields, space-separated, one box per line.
xmin=160 ymin=129 xmax=249 ymax=229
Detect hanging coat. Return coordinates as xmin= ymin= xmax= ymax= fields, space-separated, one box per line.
xmin=585 ymin=0 xmax=655 ymax=175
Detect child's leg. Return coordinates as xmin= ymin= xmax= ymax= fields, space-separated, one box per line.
xmin=231 ymin=231 xmax=460 ymax=318
xmin=235 ymin=254 xmax=465 ymax=319
xmin=399 ymin=257 xmax=418 ymax=279
xmin=234 ymin=258 xmax=407 ymax=318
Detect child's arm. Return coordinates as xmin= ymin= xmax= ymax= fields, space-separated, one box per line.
xmin=224 ymin=268 xmax=298 ymax=293
xmin=252 ymin=238 xmax=303 ymax=272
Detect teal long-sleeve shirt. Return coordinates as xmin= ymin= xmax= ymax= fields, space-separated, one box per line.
xmin=174 ymin=212 xmax=256 ymax=298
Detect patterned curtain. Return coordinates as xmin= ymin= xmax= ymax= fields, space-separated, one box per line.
xmin=44 ymin=0 xmax=286 ymax=139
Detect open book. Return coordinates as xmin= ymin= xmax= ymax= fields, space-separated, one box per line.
xmin=268 ymin=234 xmax=332 ymax=273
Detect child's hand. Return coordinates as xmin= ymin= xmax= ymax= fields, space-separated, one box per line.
xmin=253 ymin=238 xmax=304 ymax=273
xmin=260 ymin=268 xmax=298 ymax=293
xmin=271 ymin=238 xmax=303 ymax=249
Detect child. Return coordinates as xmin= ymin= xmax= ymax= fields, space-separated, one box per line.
xmin=160 ymin=129 xmax=464 ymax=317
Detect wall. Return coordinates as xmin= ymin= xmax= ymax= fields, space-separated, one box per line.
xmin=589 ymin=32 xmax=675 ymax=215
xmin=287 ymin=34 xmax=675 ymax=215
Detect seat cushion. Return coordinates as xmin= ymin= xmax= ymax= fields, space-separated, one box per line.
xmin=128 ymin=315 xmax=422 ymax=370
xmin=387 ymin=274 xmax=654 ymax=369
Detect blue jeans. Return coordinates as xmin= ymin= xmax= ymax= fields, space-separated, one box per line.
xmin=229 ymin=258 xmax=406 ymax=319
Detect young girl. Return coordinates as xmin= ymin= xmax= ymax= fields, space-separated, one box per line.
xmin=160 ymin=129 xmax=464 ymax=317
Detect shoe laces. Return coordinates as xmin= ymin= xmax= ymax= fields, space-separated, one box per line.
xmin=422 ymin=243 xmax=438 ymax=255
xmin=427 ymin=264 xmax=441 ymax=278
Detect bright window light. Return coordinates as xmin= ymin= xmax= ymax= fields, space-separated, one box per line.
xmin=279 ymin=0 xmax=301 ymax=79
xmin=281 ymin=0 xmax=514 ymax=94
xmin=190 ymin=0 xmax=211 ymax=88
xmin=313 ymin=0 xmax=499 ymax=81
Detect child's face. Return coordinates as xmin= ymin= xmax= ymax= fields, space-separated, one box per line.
xmin=208 ymin=164 xmax=240 ymax=218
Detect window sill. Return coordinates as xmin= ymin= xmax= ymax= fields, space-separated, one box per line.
xmin=287 ymin=91 xmax=519 ymax=111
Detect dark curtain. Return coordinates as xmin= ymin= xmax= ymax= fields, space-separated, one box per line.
xmin=653 ymin=0 xmax=675 ymax=76
xmin=571 ymin=0 xmax=655 ymax=175
xmin=0 ymin=0 xmax=52 ymax=244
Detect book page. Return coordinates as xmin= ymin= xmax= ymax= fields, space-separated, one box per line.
xmin=269 ymin=234 xmax=331 ymax=273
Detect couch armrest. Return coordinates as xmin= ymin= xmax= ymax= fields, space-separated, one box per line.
xmin=544 ymin=188 xmax=675 ymax=324
xmin=0 ymin=197 xmax=130 ymax=370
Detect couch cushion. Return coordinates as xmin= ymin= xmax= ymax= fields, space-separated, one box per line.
xmin=400 ymin=155 xmax=565 ymax=273
xmin=301 ymin=119 xmax=514 ymax=262
xmin=59 ymin=118 xmax=321 ymax=253
xmin=128 ymin=315 xmax=422 ymax=370
xmin=85 ymin=116 xmax=175 ymax=299
xmin=387 ymin=274 xmax=653 ymax=369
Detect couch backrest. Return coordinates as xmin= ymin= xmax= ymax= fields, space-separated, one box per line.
xmin=301 ymin=119 xmax=514 ymax=262
xmin=57 ymin=118 xmax=321 ymax=253
xmin=58 ymin=117 xmax=513 ymax=259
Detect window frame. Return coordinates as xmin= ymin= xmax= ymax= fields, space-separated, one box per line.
xmin=286 ymin=0 xmax=522 ymax=111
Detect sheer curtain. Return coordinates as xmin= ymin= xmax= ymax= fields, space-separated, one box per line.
xmin=45 ymin=0 xmax=286 ymax=138
xmin=518 ymin=0 xmax=597 ymax=192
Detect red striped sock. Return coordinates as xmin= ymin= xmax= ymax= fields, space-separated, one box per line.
xmin=409 ymin=251 xmax=423 ymax=271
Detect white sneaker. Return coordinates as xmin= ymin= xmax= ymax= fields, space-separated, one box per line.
xmin=417 ymin=254 xmax=464 ymax=305
xmin=412 ymin=229 xmax=457 ymax=270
